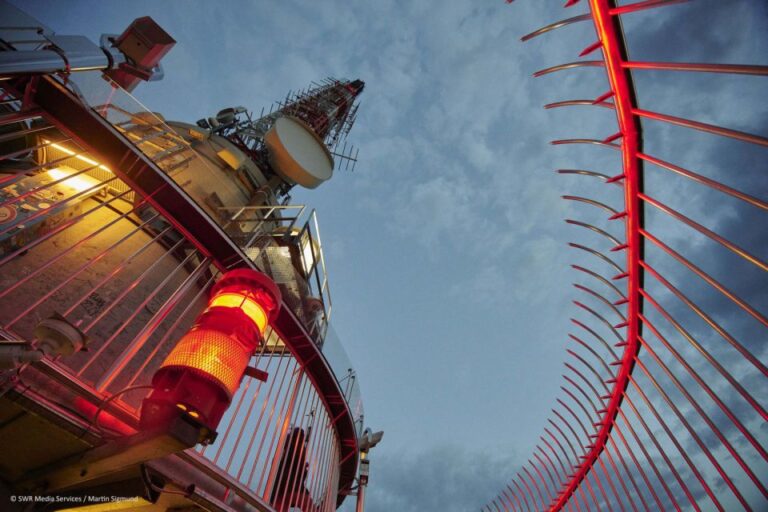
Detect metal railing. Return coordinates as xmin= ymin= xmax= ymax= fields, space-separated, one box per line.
xmin=0 ymin=63 xmax=360 ymax=510
xmin=485 ymin=1 xmax=767 ymax=510
xmin=218 ymin=204 xmax=334 ymax=343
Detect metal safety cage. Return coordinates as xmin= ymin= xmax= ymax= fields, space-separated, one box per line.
xmin=484 ymin=1 xmax=767 ymax=511
xmin=0 ymin=32 xmax=361 ymax=512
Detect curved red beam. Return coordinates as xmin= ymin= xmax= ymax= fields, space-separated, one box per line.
xmin=549 ymin=0 xmax=645 ymax=509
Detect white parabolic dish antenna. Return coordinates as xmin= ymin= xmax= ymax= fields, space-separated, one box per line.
xmin=264 ymin=116 xmax=334 ymax=189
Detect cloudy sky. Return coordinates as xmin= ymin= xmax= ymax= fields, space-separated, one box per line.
xmin=14 ymin=1 xmax=767 ymax=510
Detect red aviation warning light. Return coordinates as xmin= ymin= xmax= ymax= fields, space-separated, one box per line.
xmin=140 ymin=269 xmax=281 ymax=442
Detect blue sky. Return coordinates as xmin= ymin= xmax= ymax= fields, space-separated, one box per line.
xmin=15 ymin=1 xmax=767 ymax=510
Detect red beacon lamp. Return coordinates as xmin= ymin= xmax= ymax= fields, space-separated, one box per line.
xmin=140 ymin=269 xmax=281 ymax=443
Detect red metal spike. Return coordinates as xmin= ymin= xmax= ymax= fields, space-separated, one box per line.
xmin=579 ymin=40 xmax=603 ymax=57
xmin=593 ymin=90 xmax=615 ymax=104
xmin=609 ymin=211 xmax=628 ymax=220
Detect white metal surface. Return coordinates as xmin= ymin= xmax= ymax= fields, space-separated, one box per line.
xmin=265 ymin=116 xmax=334 ymax=189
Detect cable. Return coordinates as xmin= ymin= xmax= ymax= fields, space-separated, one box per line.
xmin=79 ymin=384 xmax=153 ymax=439
xmin=140 ymin=464 xmax=191 ymax=497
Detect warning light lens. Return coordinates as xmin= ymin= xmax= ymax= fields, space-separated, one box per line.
xmin=159 ymin=329 xmax=251 ymax=397
xmin=208 ymin=292 xmax=268 ymax=333
xmin=141 ymin=269 xmax=281 ymax=436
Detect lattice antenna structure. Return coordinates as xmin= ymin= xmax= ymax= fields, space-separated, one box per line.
xmin=197 ymin=77 xmax=365 ymax=189
xmin=483 ymin=1 xmax=767 ymax=511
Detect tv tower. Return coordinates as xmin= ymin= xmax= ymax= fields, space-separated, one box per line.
xmin=193 ymin=78 xmax=364 ymax=199
xmin=0 ymin=3 xmax=372 ymax=509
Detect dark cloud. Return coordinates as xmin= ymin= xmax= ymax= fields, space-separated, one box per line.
xmin=365 ymin=445 xmax=520 ymax=512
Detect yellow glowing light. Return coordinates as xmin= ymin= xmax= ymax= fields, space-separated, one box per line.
xmin=43 ymin=139 xmax=112 ymax=174
xmin=160 ymin=328 xmax=250 ymax=396
xmin=47 ymin=168 xmax=100 ymax=193
xmin=176 ymin=403 xmax=199 ymax=418
xmin=208 ymin=292 xmax=268 ymax=333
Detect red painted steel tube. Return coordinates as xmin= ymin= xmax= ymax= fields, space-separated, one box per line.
xmin=563 ymin=195 xmax=619 ymax=216
xmin=622 ymin=61 xmax=768 ymax=75
xmin=570 ymin=320 xmax=618 ymax=363
xmin=543 ymin=427 xmax=593 ymax=510
xmin=512 ymin=473 xmax=537 ymax=511
xmin=534 ymin=61 xmax=605 ymax=77
xmin=521 ymin=14 xmax=593 ymax=42
xmin=633 ymin=107 xmax=768 ymax=147
xmin=631 ymin=357 xmax=748 ymax=506
xmin=505 ymin=485 xmax=524 ymax=512
xmin=590 ymin=371 xmax=670 ymax=511
xmin=573 ymin=284 xmax=625 ymax=320
xmin=529 ymin=458 xmax=554 ymax=506
xmin=638 ymin=313 xmax=767 ymax=459
xmin=572 ymin=302 xmax=623 ymax=344
xmin=639 ymin=289 xmax=767 ymax=421
xmin=551 ymin=412 xmax=602 ymax=509
xmin=546 ymin=99 xmax=615 ymax=110
xmin=540 ymin=438 xmax=569 ymax=489
xmin=567 ymin=341 xmax=675 ymax=510
xmin=561 ymin=386 xmax=633 ymax=512
xmin=635 ymin=335 xmax=766 ymax=498
xmin=572 ymin=265 xmax=626 ymax=299
xmin=622 ymin=386 xmax=700 ymax=510
xmin=556 ymin=400 xmax=616 ymax=512
xmin=534 ymin=450 xmax=560 ymax=503
xmin=638 ymin=153 xmax=767 ymax=210
xmin=521 ymin=467 xmax=546 ymax=512
xmin=563 ymin=376 xmax=646 ymax=512
xmin=609 ymin=0 xmax=690 ymax=15
xmin=640 ymin=260 xmax=768 ymax=377
xmin=566 ymin=219 xmax=623 ymax=246
xmin=502 ymin=487 xmax=521 ymax=512
xmin=511 ymin=476 xmax=534 ymax=512
xmin=609 ymin=417 xmax=659 ymax=510
xmin=568 ymin=243 xmax=624 ymax=273
xmin=549 ymin=0 xmax=646 ymax=508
